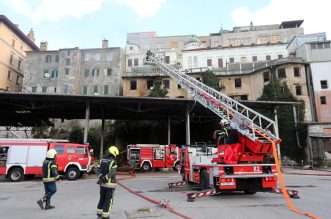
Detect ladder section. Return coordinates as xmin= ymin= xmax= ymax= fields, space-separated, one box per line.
xmin=146 ymin=51 xmax=280 ymax=143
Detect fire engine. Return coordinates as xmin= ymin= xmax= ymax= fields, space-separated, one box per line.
xmin=146 ymin=51 xmax=282 ymax=195
xmin=0 ymin=138 xmax=94 ymax=182
xmin=127 ymin=144 xmax=180 ymax=171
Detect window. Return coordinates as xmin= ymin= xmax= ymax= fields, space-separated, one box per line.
xmin=93 ymin=85 xmax=99 ymax=94
xmin=266 ymin=55 xmax=271 ymax=61
xmin=64 ymin=84 xmax=69 ymax=94
xmin=54 ymin=87 xmax=57 ymax=93
xmin=82 ymin=86 xmax=88 ymax=95
xmin=55 ymin=55 xmax=59 ymax=62
xmin=51 ymin=69 xmax=59 ymax=78
xmin=107 ymin=68 xmax=112 ymax=76
xmin=157 ymin=43 xmax=164 ymax=49
xmin=10 ymin=54 xmax=13 ymax=64
xmin=240 ymin=95 xmax=248 ymax=100
xmin=188 ymin=56 xmax=192 ymax=68
xmin=20 ymin=45 xmax=23 ymax=54
xmin=263 ymin=71 xmax=270 ymax=82
xmin=295 ymin=85 xmax=302 ymax=95
xmin=128 ymin=59 xmax=132 ymax=67
xmin=32 ymin=87 xmax=37 ymax=93
xmin=67 ymin=146 xmax=75 ymax=154
xmin=252 ymin=56 xmax=257 ymax=62
xmin=165 ymin=56 xmax=170 ymax=64
xmin=163 ymin=80 xmax=170 ymax=89
xmin=324 ymin=42 xmax=331 ymax=48
xmin=42 ymin=86 xmax=47 ymax=93
xmin=178 ymin=84 xmax=182 ymax=89
xmin=43 ymin=70 xmax=49 ymax=78
xmin=317 ymin=43 xmax=323 ymax=49
xmin=85 ymin=54 xmax=90 ymax=61
xmin=18 ymin=60 xmax=22 ymax=70
xmin=311 ymin=44 xmax=317 ymax=49
xmin=66 ymin=58 xmax=70 ymax=65
xmin=76 ymin=147 xmax=86 ymax=155
xmin=84 ymin=69 xmax=89 ymax=77
xmin=104 ymin=85 xmax=109 ymax=95
xmin=147 ymin=80 xmax=154 ymax=89
xmin=95 ymin=53 xmax=100 ymax=61
xmin=7 ymin=70 xmax=11 ymax=80
xmin=171 ymin=42 xmax=177 ymax=48
xmin=294 ymin=67 xmax=300 ymax=77
xmin=45 ymin=55 xmax=52 ymax=63
xmin=134 ymin=58 xmax=139 ymax=66
xmin=107 ymin=53 xmax=113 ymax=61
xmin=320 ymin=96 xmax=326 ymax=105
xmin=67 ymin=50 xmax=70 ymax=56
xmin=321 ymin=80 xmax=328 ymax=89
xmin=130 ymin=80 xmax=137 ymax=90
xmin=240 ymin=57 xmax=247 ymax=63
xmin=92 ymin=69 xmax=99 ymax=77
xmin=235 ymin=78 xmax=242 ymax=88
xmin=207 ymin=59 xmax=212 ymax=66
xmin=16 ymin=76 xmax=20 ymax=85
xmin=54 ymin=145 xmax=64 ymax=154
xmin=12 ymin=39 xmax=15 ymax=47
xmin=278 ymin=54 xmax=283 ymax=59
xmin=229 ymin=58 xmax=234 ymax=63
xmin=65 ymin=68 xmax=69 ymax=75
xmin=277 ymin=68 xmax=286 ymax=78
xmin=193 ymin=56 xmax=198 ymax=67
xmin=129 ymin=46 xmax=133 ymax=51
xmin=218 ymin=58 xmax=223 ymax=68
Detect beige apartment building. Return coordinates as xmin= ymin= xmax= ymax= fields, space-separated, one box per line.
xmin=0 ymin=15 xmax=38 ymax=92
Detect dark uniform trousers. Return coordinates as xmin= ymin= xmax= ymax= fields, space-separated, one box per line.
xmin=97 ymin=187 xmax=114 ymax=218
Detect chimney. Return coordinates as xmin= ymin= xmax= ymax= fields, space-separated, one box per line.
xmin=102 ymin=39 xmax=109 ymax=48
xmin=27 ymin=28 xmax=35 ymax=43
xmin=40 ymin=41 xmax=48 ymax=51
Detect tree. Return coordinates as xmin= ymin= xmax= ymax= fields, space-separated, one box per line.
xmin=201 ymin=70 xmax=219 ymax=90
xmin=148 ymin=77 xmax=168 ymax=97
xmin=257 ymin=67 xmax=305 ymax=161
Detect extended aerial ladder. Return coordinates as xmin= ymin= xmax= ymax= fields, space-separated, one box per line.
xmin=146 ymin=50 xmax=280 ymax=144
xmin=145 ymin=51 xmax=319 ymax=219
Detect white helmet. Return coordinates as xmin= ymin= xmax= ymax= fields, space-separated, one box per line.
xmin=46 ymin=149 xmax=57 ymax=159
xmin=220 ymin=119 xmax=229 ymax=126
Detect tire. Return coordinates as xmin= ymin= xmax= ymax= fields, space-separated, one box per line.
xmin=66 ymin=167 xmax=80 ymax=181
xmin=173 ymin=162 xmax=180 ymax=171
xmin=244 ymin=190 xmax=256 ymax=195
xmin=8 ymin=168 xmax=24 ymax=182
xmin=199 ymin=169 xmax=209 ymax=190
xmin=141 ymin=162 xmax=151 ymax=171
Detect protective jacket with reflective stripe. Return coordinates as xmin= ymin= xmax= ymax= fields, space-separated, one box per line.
xmin=98 ymin=157 xmax=117 ymax=188
xmin=42 ymin=158 xmax=59 ymax=182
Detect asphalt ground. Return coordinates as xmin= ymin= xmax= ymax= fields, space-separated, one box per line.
xmin=0 ymin=169 xmax=330 ymax=219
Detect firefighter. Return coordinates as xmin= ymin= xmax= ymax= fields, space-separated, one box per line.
xmin=216 ymin=119 xmax=232 ymax=144
xmin=36 ymin=149 xmax=60 ymax=210
xmin=96 ymin=146 xmax=119 ymax=219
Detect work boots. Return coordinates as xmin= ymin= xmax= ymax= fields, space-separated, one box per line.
xmin=44 ymin=197 xmax=55 ymax=210
xmin=36 ymin=196 xmax=46 ymax=210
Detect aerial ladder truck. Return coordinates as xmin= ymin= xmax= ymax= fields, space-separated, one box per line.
xmin=145 ymin=51 xmax=320 ymax=219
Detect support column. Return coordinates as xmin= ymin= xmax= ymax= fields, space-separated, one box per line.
xmin=186 ymin=104 xmax=191 ymax=146
xmin=274 ymin=107 xmax=281 ymax=164
xmin=100 ymin=119 xmax=105 ymax=159
xmin=167 ymin=113 xmax=171 ymax=145
xmin=83 ymin=100 xmax=90 ymax=144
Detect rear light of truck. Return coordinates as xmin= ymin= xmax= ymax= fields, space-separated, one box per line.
xmin=265 ymin=176 xmax=277 ymax=181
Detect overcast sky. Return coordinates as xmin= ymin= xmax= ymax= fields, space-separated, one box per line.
xmin=1 ymin=0 xmax=329 ymax=50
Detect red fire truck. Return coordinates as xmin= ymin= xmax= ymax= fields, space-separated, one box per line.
xmin=0 ymin=138 xmax=94 ymax=182
xmin=127 ymin=144 xmax=180 ymax=171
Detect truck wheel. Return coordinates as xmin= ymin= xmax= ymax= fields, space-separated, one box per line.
xmin=142 ymin=162 xmax=151 ymax=171
xmin=8 ymin=168 xmax=24 ymax=182
xmin=173 ymin=162 xmax=180 ymax=171
xmin=66 ymin=167 xmax=80 ymax=181
xmin=200 ymin=169 xmax=209 ymax=190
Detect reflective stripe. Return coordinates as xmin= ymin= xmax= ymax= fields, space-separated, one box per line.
xmin=51 ymin=165 xmax=57 ymax=168
xmin=112 ymin=165 xmax=117 ymax=169
xmin=43 ymin=178 xmax=56 ymax=182
xmin=101 ymin=182 xmax=117 ymax=188
xmin=97 ymin=208 xmax=103 ymax=214
xmin=102 ymin=212 xmax=110 ymax=217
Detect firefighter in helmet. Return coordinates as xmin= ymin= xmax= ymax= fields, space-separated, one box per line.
xmin=37 ymin=149 xmax=60 ymax=210
xmin=96 ymin=146 xmax=119 ymax=219
xmin=216 ymin=119 xmax=231 ymax=144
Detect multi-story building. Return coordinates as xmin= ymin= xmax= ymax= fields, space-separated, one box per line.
xmin=24 ymin=40 xmax=125 ymax=96
xmin=0 ymin=15 xmax=39 ymax=92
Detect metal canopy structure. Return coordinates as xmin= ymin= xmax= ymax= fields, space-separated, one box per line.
xmin=0 ymin=93 xmax=300 ymax=127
